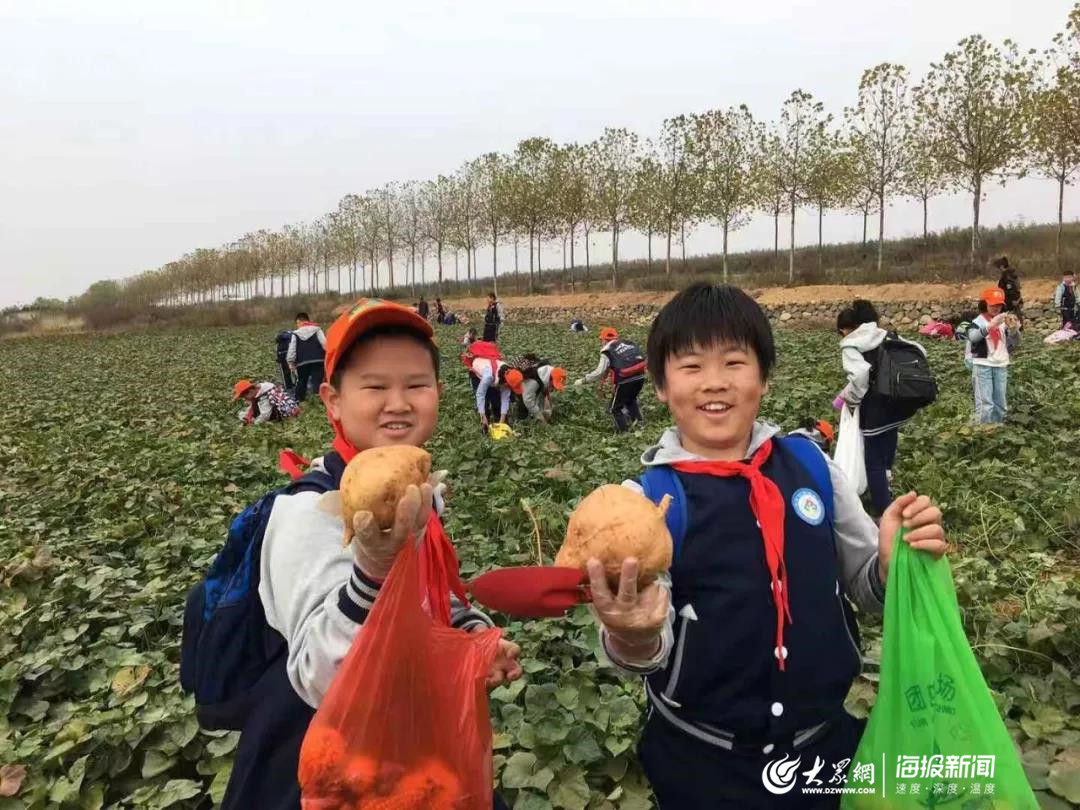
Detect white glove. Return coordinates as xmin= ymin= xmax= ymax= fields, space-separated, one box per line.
xmin=573 ymin=379 xmax=585 ymax=387
xmin=351 ymin=483 xmax=433 ymax=580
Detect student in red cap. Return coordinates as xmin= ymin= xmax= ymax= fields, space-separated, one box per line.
xmin=196 ymin=299 xmax=521 ymax=810
xmin=966 ymin=287 xmax=1019 ymax=424
xmin=574 ymin=326 xmax=647 ymax=432
xmin=232 ymin=379 xmax=299 ymax=425
xmin=505 ymin=359 xmax=568 ymax=424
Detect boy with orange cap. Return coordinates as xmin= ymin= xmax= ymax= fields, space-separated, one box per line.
xmin=574 ymin=326 xmax=647 ymax=432
xmin=505 ymin=357 xmax=568 ymax=423
xmin=966 ymin=287 xmax=1019 ymax=424
xmin=232 ymin=379 xmax=299 ymax=425
xmin=196 ymin=299 xmax=521 ymax=810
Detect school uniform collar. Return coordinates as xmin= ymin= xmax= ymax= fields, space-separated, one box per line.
xmin=640 ymin=421 xmax=783 ymax=467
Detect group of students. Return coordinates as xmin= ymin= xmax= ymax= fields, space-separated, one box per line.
xmin=189 ymin=283 xmax=955 ymax=810
xmin=459 ymin=321 xmax=648 ymax=433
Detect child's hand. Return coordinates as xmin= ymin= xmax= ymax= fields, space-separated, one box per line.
xmin=878 ymin=492 xmax=947 ymax=582
xmin=350 ymin=482 xmax=433 ymax=580
xmin=832 ymin=395 xmax=845 ymax=410
xmin=485 ymin=638 xmax=523 ymax=689
xmin=588 ymin=557 xmax=669 ymax=659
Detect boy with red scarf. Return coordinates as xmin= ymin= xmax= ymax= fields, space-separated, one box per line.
xmin=220 ymin=299 xmax=521 ymax=810
xmin=585 ymin=284 xmax=947 ymax=809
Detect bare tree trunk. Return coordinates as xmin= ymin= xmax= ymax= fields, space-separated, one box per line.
xmin=584 ymin=224 xmax=591 ymax=283
xmin=411 ymin=244 xmax=418 ymax=296
xmin=437 ymin=243 xmax=444 ymax=296
xmin=862 ymin=210 xmax=868 ymax=249
xmin=818 ymin=202 xmax=824 ymax=271
xmin=922 ymin=196 xmax=928 ymax=241
xmin=611 ymin=223 xmax=620 ymax=288
xmin=646 ymin=227 xmax=653 ymax=271
xmin=492 ymin=231 xmax=499 ymax=296
xmin=722 ymin=222 xmax=729 ymax=283
xmin=788 ymin=193 xmax=796 ymax=284
xmin=528 ymin=229 xmax=535 ymax=294
xmin=569 ymin=223 xmax=576 ymax=291
xmin=877 ymin=189 xmax=885 ymax=274
xmin=1057 ymin=175 xmax=1065 ymax=268
xmin=680 ymin=221 xmax=687 ymax=268
xmin=513 ymin=235 xmax=519 ymax=276
xmin=970 ymin=175 xmax=982 ymax=271
xmin=454 ymin=251 xmax=459 ymax=283
xmin=773 ymin=209 xmax=780 ymax=256
xmin=665 ymin=224 xmax=673 ymax=276
xmin=337 ymin=264 xmax=342 ymax=292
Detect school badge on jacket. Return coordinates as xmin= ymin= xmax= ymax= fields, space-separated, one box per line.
xmin=791 ymin=488 xmax=825 ymax=526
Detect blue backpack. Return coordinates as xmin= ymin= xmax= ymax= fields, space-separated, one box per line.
xmin=639 ymin=436 xmax=834 ymax=562
xmin=180 ymin=454 xmax=343 ymax=730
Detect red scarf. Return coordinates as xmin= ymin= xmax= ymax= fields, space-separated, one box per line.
xmin=331 ymin=424 xmax=470 ymax=626
xmin=671 ymin=439 xmax=792 ymax=671
xmin=988 ymin=323 xmax=1003 ymax=351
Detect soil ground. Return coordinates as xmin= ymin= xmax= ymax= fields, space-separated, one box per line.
xmin=441 ymin=278 xmax=1059 ymax=313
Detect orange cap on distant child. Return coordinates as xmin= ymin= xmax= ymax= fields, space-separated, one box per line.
xmin=815 ymin=419 xmax=835 ymax=444
xmin=324 ymin=298 xmax=435 ymax=381
xmin=550 ymin=367 xmax=567 ymax=390
xmin=599 ymin=327 xmax=619 ymax=342
xmin=980 ymin=287 xmax=1006 ymax=306
xmin=232 ymin=379 xmax=255 ymax=400
xmin=505 ymin=369 xmax=525 ymax=395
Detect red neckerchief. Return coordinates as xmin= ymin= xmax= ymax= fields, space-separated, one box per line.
xmin=297 ymin=321 xmax=319 ymax=329
xmin=988 ymin=321 xmax=1003 ymax=351
xmin=670 ymin=439 xmax=792 ymax=671
xmin=331 ymin=420 xmax=470 ymax=626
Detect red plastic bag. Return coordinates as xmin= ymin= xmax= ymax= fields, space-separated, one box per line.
xmin=298 ymin=536 xmax=501 ymax=810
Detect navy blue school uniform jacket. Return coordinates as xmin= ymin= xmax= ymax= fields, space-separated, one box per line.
xmin=604 ymin=421 xmax=885 ymax=747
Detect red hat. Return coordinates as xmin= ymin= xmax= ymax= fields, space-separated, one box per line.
xmin=815 ymin=419 xmax=835 ymax=444
xmin=550 ymin=367 xmax=567 ymax=391
xmin=599 ymin=327 xmax=619 ymax=342
xmin=980 ymin=287 xmax=1006 ymax=307
xmin=232 ymin=379 xmax=256 ymax=401
xmin=324 ymin=298 xmax=435 ymax=382
xmin=505 ymin=369 xmax=525 ymax=395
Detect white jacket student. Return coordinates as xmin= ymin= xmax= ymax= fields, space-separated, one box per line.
xmin=471 ymin=357 xmax=511 ymax=420
xmin=839 ymin=322 xmax=927 ymax=436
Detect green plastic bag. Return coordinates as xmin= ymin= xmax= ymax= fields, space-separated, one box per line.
xmin=842 ymin=533 xmax=1038 ymax=809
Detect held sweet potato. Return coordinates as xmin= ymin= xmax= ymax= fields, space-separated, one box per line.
xmin=554 ymin=484 xmax=673 ymax=586
xmin=337 ymin=446 xmax=432 ymax=545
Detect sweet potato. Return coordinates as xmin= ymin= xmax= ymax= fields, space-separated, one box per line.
xmin=554 ymin=484 xmax=672 ymax=585
xmin=339 ymin=446 xmax=432 ymax=545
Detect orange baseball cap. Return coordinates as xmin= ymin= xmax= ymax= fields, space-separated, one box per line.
xmin=599 ymin=327 xmax=619 ymax=342
xmin=232 ymin=379 xmax=256 ymax=400
xmin=324 ymin=298 xmax=435 ymax=381
xmin=550 ymin=367 xmax=567 ymax=390
xmin=815 ymin=419 xmax=835 ymax=444
xmin=980 ymin=287 xmax=1006 ymax=306
xmin=505 ymin=369 xmax=525 ymax=395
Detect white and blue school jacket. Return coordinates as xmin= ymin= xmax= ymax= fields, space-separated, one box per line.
xmin=604 ymin=422 xmax=885 ymax=747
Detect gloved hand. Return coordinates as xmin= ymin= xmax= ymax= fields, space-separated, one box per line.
xmin=832 ymin=395 xmax=845 ymax=410
xmin=573 ymin=379 xmax=585 ymax=387
xmin=351 ymin=483 xmax=433 ymax=580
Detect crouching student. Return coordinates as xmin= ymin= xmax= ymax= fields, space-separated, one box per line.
xmin=468 ymin=350 xmax=513 ymax=430
xmin=505 ymin=358 xmax=568 ymax=423
xmin=194 ymin=300 xmax=522 ymax=810
xmin=585 ymin=283 xmax=947 ymax=810
xmin=233 ymin=379 xmax=299 ymax=425
xmin=574 ymin=327 xmax=647 ymax=432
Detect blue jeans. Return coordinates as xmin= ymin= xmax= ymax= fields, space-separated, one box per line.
xmin=972 ymin=364 xmax=1008 ymax=423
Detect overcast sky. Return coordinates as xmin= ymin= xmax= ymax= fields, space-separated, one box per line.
xmin=2 ymin=0 xmax=1076 ymax=307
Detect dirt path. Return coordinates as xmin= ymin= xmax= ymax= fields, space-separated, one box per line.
xmin=443 ymin=279 xmax=1058 ymax=312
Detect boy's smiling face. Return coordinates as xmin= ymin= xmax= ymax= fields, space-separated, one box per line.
xmin=656 ymin=340 xmax=767 ymax=461
xmin=320 ymin=334 xmax=440 ymax=450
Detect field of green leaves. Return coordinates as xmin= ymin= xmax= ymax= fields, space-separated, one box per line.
xmin=1 ymin=322 xmax=1079 ymax=809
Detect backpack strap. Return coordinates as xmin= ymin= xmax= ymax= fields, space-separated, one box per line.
xmin=777 ymin=436 xmax=834 ymax=525
xmin=639 ymin=466 xmax=688 ymax=562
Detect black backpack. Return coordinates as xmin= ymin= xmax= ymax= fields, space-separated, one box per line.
xmin=865 ymin=333 xmax=937 ymax=409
